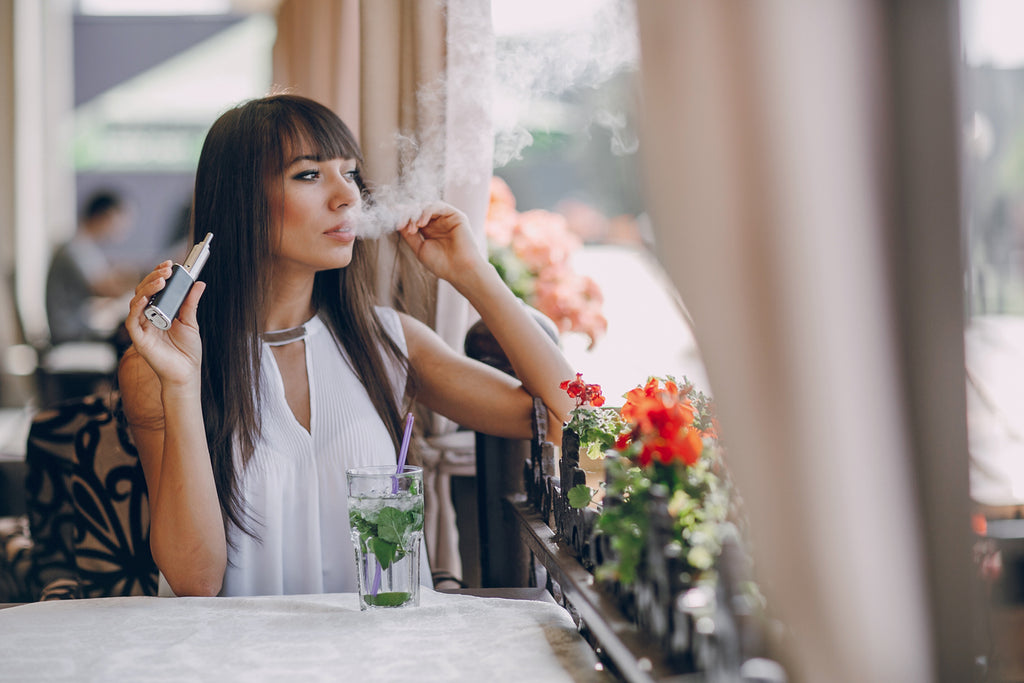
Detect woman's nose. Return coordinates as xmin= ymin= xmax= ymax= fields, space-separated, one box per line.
xmin=330 ymin=174 xmax=359 ymax=209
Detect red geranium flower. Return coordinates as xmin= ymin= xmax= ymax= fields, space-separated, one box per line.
xmin=560 ymin=372 xmax=606 ymax=408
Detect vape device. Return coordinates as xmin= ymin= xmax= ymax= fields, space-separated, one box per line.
xmin=144 ymin=232 xmax=213 ymax=330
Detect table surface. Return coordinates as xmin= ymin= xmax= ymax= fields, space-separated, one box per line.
xmin=0 ymin=589 xmax=609 ymax=683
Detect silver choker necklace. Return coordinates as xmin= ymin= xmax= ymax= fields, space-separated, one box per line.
xmin=260 ymin=324 xmax=309 ymax=346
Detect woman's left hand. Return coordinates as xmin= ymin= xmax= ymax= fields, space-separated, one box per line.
xmin=398 ymin=202 xmax=483 ymax=284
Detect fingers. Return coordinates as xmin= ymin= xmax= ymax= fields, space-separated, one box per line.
xmin=126 ymin=261 xmax=207 ymax=338
xmin=399 ymin=216 xmax=420 ymax=238
xmin=400 ymin=232 xmax=426 ymax=263
xmin=177 ymin=281 xmax=206 ymax=329
xmin=127 ymin=265 xmax=167 ymax=335
xmin=134 ymin=261 xmax=173 ymax=298
xmin=128 ymin=264 xmax=172 ymax=329
xmin=420 ymin=201 xmax=461 ymax=228
xmin=415 ymin=203 xmax=440 ymax=228
xmin=124 ymin=290 xmax=147 ymax=341
xmin=400 ymin=202 xmax=464 ymax=237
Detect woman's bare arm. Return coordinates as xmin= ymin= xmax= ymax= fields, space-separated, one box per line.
xmin=399 ymin=203 xmax=577 ymax=435
xmin=120 ymin=265 xmax=226 ymax=596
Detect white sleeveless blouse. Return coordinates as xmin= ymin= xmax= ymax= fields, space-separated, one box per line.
xmin=219 ymin=307 xmax=417 ymax=596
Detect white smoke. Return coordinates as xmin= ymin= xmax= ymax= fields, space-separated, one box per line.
xmin=492 ymin=0 xmax=639 ymax=166
xmin=591 ymin=109 xmax=640 ymax=156
xmin=354 ymin=0 xmax=492 ymax=239
xmin=354 ymin=129 xmax=447 ymax=239
xmin=354 ymin=0 xmax=639 ymax=238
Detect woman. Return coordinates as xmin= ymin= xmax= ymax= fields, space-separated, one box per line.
xmin=118 ymin=94 xmax=576 ymax=597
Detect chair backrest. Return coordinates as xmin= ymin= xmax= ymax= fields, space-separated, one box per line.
xmin=25 ymin=392 xmax=156 ymax=599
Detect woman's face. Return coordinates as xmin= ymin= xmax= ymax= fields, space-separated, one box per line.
xmin=269 ymin=146 xmax=362 ymax=276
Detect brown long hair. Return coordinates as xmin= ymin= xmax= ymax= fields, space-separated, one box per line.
xmin=193 ymin=94 xmax=411 ymax=539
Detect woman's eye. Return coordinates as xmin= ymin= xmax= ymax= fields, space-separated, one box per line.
xmin=294 ymin=169 xmax=320 ymax=181
xmin=344 ymin=170 xmax=359 ymax=182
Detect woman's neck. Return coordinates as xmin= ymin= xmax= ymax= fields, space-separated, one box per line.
xmin=262 ymin=270 xmax=317 ymax=332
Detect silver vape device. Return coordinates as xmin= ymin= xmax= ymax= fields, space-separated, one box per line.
xmin=144 ymin=232 xmax=213 ymax=330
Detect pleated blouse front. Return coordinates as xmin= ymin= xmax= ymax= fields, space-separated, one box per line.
xmin=221 ymin=307 xmax=408 ymax=596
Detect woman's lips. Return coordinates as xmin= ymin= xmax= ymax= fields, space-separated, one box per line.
xmin=324 ymin=224 xmax=356 ymax=243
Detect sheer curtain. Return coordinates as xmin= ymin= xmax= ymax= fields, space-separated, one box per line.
xmin=0 ymin=0 xmax=75 ymax=405
xmin=0 ymin=0 xmax=18 ymax=406
xmin=272 ymin=0 xmax=493 ymax=585
xmin=634 ymin=2 xmax=972 ymax=681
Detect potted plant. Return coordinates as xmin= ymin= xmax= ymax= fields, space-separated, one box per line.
xmin=560 ymin=374 xmax=767 ymax=671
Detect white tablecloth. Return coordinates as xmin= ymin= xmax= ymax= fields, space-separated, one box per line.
xmin=0 ymin=590 xmax=608 ymax=682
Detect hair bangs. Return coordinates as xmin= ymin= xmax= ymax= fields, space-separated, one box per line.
xmin=270 ymin=98 xmax=363 ymax=173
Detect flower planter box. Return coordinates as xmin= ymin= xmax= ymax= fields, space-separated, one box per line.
xmin=466 ymin=321 xmax=781 ymax=680
xmin=479 ymin=398 xmax=781 ymax=681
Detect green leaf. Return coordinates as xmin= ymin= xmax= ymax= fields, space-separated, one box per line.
xmin=349 ymin=511 xmax=375 ymax=537
xmin=585 ymin=441 xmax=607 ymax=461
xmin=377 ymin=507 xmax=412 ymax=544
xmin=369 ymin=537 xmax=398 ymax=569
xmin=567 ymin=484 xmax=595 ymax=509
xmin=409 ymin=508 xmax=424 ymax=532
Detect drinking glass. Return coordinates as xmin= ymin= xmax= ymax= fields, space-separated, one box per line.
xmin=346 ymin=465 xmax=424 ymax=609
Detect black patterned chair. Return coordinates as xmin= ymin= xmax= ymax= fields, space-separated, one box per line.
xmin=25 ymin=392 xmax=157 ymax=600
xmin=0 ymin=515 xmax=32 ymax=602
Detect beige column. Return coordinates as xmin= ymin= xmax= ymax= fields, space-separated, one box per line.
xmin=634 ymin=0 xmax=970 ymax=680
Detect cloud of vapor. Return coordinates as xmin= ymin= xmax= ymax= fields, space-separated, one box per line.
xmin=591 ymin=108 xmax=640 ymax=156
xmin=355 ymin=128 xmax=447 ymax=239
xmin=355 ymin=0 xmax=639 ymax=238
xmin=492 ymin=0 xmax=640 ymax=166
xmin=355 ymin=0 xmax=494 ymax=239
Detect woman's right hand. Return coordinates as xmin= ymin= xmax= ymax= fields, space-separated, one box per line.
xmin=124 ymin=260 xmax=206 ymax=388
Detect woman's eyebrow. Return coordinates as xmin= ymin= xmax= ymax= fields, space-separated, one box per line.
xmin=287 ymin=154 xmax=322 ymax=166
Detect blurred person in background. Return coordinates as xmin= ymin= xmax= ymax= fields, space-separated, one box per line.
xmin=45 ymin=190 xmax=139 ymax=345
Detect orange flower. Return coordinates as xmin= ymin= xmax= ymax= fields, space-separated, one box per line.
xmin=676 ymin=429 xmax=704 ymax=466
xmin=532 ymin=266 xmax=607 ymax=348
xmin=488 ymin=176 xmax=517 ymax=215
xmin=616 ymin=377 xmax=707 ymax=468
xmin=512 ymin=210 xmax=581 ymax=272
xmin=483 ymin=175 xmax=607 ymax=349
xmin=485 ymin=177 xmax=519 ymax=248
xmin=556 ymin=198 xmax=611 ymax=242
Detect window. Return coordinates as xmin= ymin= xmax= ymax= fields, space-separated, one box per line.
xmin=489 ymin=0 xmax=711 ymax=404
xmin=960 ymin=0 xmax=1024 ymax=510
xmin=71 ymin=5 xmax=274 ymax=269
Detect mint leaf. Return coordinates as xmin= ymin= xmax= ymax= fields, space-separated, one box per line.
xmin=349 ymin=511 xmax=375 ymax=537
xmin=369 ymin=537 xmax=398 ymax=569
xmin=568 ymin=484 xmax=594 ymax=509
xmin=409 ymin=508 xmax=424 ymax=532
xmin=365 ymin=591 xmax=411 ymax=607
xmin=377 ymin=507 xmax=412 ymax=544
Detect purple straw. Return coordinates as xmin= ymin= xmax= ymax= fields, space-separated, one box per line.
xmin=372 ymin=412 xmax=415 ymax=597
xmin=392 ymin=412 xmax=415 ymax=493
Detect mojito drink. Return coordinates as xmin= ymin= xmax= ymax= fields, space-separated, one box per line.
xmin=347 ymin=466 xmax=424 ymax=609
